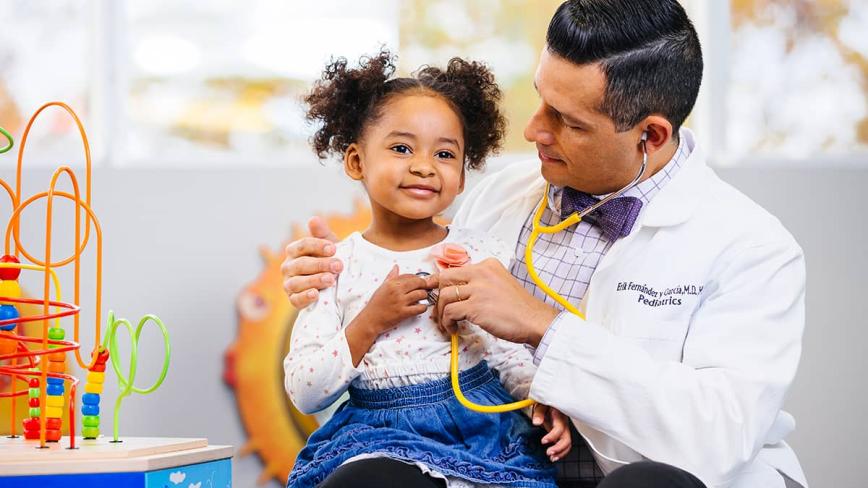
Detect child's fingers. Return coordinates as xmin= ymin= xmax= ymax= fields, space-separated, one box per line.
xmin=541 ymin=421 xmax=564 ymax=445
xmin=546 ymin=434 xmax=572 ymax=461
xmin=532 ymin=404 xmax=548 ymax=427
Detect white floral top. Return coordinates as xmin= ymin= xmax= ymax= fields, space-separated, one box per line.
xmin=284 ymin=227 xmax=536 ymax=414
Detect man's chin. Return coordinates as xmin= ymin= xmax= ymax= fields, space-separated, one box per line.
xmin=539 ymin=163 xmax=572 ymax=188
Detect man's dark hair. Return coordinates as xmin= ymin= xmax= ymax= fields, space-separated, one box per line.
xmin=547 ymin=0 xmax=703 ymax=136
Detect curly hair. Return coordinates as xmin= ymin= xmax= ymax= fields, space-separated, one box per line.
xmin=304 ymin=49 xmax=506 ymax=170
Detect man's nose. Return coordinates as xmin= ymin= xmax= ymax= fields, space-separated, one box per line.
xmin=524 ymin=105 xmax=556 ymax=146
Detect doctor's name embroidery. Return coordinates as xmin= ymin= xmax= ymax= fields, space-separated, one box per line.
xmin=616 ymin=281 xmax=704 ymax=307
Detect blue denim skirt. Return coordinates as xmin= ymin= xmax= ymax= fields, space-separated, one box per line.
xmin=287 ymin=361 xmax=557 ymax=487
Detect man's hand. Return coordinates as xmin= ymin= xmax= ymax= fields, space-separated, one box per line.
xmin=433 ymin=258 xmax=559 ymax=346
xmin=281 ymin=217 xmax=343 ymax=309
xmin=533 ymin=404 xmax=572 ymax=462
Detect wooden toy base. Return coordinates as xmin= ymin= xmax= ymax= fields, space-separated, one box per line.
xmin=0 ymin=436 xmax=233 ymax=487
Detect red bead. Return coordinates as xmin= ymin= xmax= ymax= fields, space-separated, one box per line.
xmin=91 ymin=362 xmax=107 ymax=372
xmin=46 ymin=417 xmax=62 ymax=430
xmin=24 ymin=429 xmax=40 ymax=440
xmin=23 ymin=418 xmax=40 ymax=431
xmin=92 ymin=347 xmax=110 ymax=364
xmin=28 ymin=397 xmax=39 ymax=407
xmin=0 ymin=255 xmax=20 ymax=281
xmin=45 ymin=429 xmax=61 ymax=442
xmin=29 ymin=378 xmax=39 ymax=388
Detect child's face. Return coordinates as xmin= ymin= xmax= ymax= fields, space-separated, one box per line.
xmin=345 ymin=94 xmax=466 ymax=221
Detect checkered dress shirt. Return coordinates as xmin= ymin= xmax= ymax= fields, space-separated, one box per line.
xmin=508 ymin=138 xmax=690 ymax=486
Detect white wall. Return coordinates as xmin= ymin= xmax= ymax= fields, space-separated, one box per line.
xmin=0 ymin=162 xmax=862 ymax=487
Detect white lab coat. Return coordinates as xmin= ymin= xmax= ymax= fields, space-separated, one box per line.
xmin=452 ymin=130 xmax=807 ymax=488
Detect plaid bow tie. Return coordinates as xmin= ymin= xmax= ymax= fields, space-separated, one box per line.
xmin=560 ymin=187 xmax=643 ymax=241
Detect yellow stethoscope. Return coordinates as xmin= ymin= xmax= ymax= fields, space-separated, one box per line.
xmin=449 ymin=132 xmax=649 ymax=413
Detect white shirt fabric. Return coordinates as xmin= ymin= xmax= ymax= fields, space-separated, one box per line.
xmin=452 ymin=129 xmax=808 ymax=488
xmin=284 ymin=227 xmax=536 ymax=415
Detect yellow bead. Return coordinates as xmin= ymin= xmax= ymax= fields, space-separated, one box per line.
xmin=46 ymin=395 xmax=65 ymax=407
xmin=84 ymin=382 xmax=104 ymax=394
xmin=86 ymin=371 xmax=105 ymax=384
xmin=45 ymin=406 xmax=64 ymax=418
xmin=0 ymin=280 xmax=21 ymax=305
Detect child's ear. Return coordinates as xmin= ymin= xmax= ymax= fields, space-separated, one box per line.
xmin=344 ymin=143 xmax=364 ymax=181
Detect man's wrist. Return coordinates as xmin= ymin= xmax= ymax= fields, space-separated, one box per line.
xmin=526 ymin=303 xmax=559 ymax=348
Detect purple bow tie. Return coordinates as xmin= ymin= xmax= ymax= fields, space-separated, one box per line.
xmin=560 ymin=187 xmax=643 ymax=241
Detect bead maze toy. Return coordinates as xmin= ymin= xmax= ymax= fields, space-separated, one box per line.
xmin=0 ymin=103 xmax=232 ymax=487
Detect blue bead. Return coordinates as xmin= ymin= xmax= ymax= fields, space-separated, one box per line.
xmin=46 ymin=377 xmax=64 ymax=385
xmin=82 ymin=404 xmax=99 ymax=416
xmin=0 ymin=304 xmax=18 ymax=330
xmin=82 ymin=393 xmax=100 ymax=405
xmin=47 ymin=384 xmax=64 ymax=396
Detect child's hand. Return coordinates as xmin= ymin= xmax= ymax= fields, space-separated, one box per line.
xmin=532 ymin=403 xmax=572 ymax=462
xmin=360 ymin=265 xmax=433 ymax=335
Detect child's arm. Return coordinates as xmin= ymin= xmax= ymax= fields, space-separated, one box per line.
xmin=284 ymin=265 xmax=432 ymax=414
xmin=284 ymin=278 xmax=362 ymax=414
xmin=484 ymin=335 xmax=537 ymax=400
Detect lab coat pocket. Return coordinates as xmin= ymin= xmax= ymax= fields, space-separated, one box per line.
xmin=613 ymin=314 xmax=689 ymax=362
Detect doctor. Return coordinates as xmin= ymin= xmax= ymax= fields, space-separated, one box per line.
xmin=281 ymin=1 xmax=807 ymax=487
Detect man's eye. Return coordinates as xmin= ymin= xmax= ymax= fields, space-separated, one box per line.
xmin=436 ymin=151 xmax=455 ymax=159
xmin=391 ymin=144 xmax=411 ymax=154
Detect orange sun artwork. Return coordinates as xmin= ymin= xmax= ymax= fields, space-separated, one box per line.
xmin=223 ymin=201 xmax=373 ymax=485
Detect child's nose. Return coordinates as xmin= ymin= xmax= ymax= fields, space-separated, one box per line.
xmin=409 ymin=158 xmax=436 ymax=177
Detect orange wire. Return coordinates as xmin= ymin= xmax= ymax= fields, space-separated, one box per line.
xmin=0 ymin=101 xmax=100 ymax=448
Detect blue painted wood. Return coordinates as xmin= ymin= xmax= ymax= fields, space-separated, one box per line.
xmin=0 ymin=458 xmax=231 ymax=488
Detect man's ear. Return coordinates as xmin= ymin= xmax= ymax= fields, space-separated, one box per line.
xmin=639 ymin=115 xmax=674 ymax=156
xmin=344 ymin=143 xmax=364 ymax=181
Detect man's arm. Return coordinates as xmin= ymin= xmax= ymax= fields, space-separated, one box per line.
xmin=530 ymin=239 xmax=805 ymax=486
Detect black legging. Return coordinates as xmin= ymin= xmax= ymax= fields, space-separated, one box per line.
xmin=317 ymin=458 xmax=446 ymax=488
xmin=317 ymin=458 xmax=705 ymax=488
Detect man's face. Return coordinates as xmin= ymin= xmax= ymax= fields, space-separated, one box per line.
xmin=524 ymin=49 xmax=645 ymax=195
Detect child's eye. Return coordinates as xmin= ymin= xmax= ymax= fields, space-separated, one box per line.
xmin=436 ymin=151 xmax=455 ymax=159
xmin=391 ymin=144 xmax=412 ymax=154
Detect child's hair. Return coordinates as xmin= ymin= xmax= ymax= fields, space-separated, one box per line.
xmin=304 ymin=49 xmax=506 ymax=170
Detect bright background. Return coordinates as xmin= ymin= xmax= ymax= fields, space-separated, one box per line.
xmin=0 ymin=1 xmax=865 ymax=487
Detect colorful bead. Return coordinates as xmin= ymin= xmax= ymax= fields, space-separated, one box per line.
xmin=86 ymin=371 xmax=105 ymax=384
xmin=45 ymin=429 xmax=61 ymax=442
xmin=24 ymin=429 xmax=40 ymax=440
xmin=46 ymin=377 xmax=64 ymax=385
xmin=28 ymin=407 xmax=40 ymax=417
xmin=48 ymin=327 xmax=65 ymax=340
xmin=82 ymin=404 xmax=99 ymax=416
xmin=46 ymin=395 xmax=64 ymax=407
xmin=29 ymin=378 xmax=39 ymax=388
xmin=47 ymin=383 xmax=64 ymax=396
xmin=47 ymin=361 xmax=66 ymax=373
xmin=82 ymin=415 xmax=100 ymax=427
xmin=23 ymin=418 xmax=40 ymax=431
xmin=0 ymin=304 xmax=18 ymax=330
xmin=45 ymin=406 xmax=63 ymax=418
xmin=28 ymin=387 xmax=40 ymax=397
xmin=0 ymin=280 xmax=21 ymax=305
xmin=82 ymin=426 xmax=100 ymax=439
xmin=84 ymin=382 xmax=103 ymax=394
xmin=0 ymin=255 xmax=21 ymax=280
xmin=91 ymin=362 xmax=107 ymax=372
xmin=82 ymin=393 xmax=100 ymax=405
xmin=28 ymin=397 xmax=39 ymax=408
xmin=46 ymin=418 xmax=62 ymax=430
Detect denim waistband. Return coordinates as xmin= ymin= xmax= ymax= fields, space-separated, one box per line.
xmin=348 ymin=361 xmax=494 ymax=409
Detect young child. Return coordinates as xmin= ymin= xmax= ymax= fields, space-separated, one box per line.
xmin=285 ymin=50 xmax=570 ymax=488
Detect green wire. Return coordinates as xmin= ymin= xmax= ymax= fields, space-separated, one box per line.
xmin=0 ymin=126 xmax=12 ymax=154
xmin=103 ymin=310 xmax=171 ymax=442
